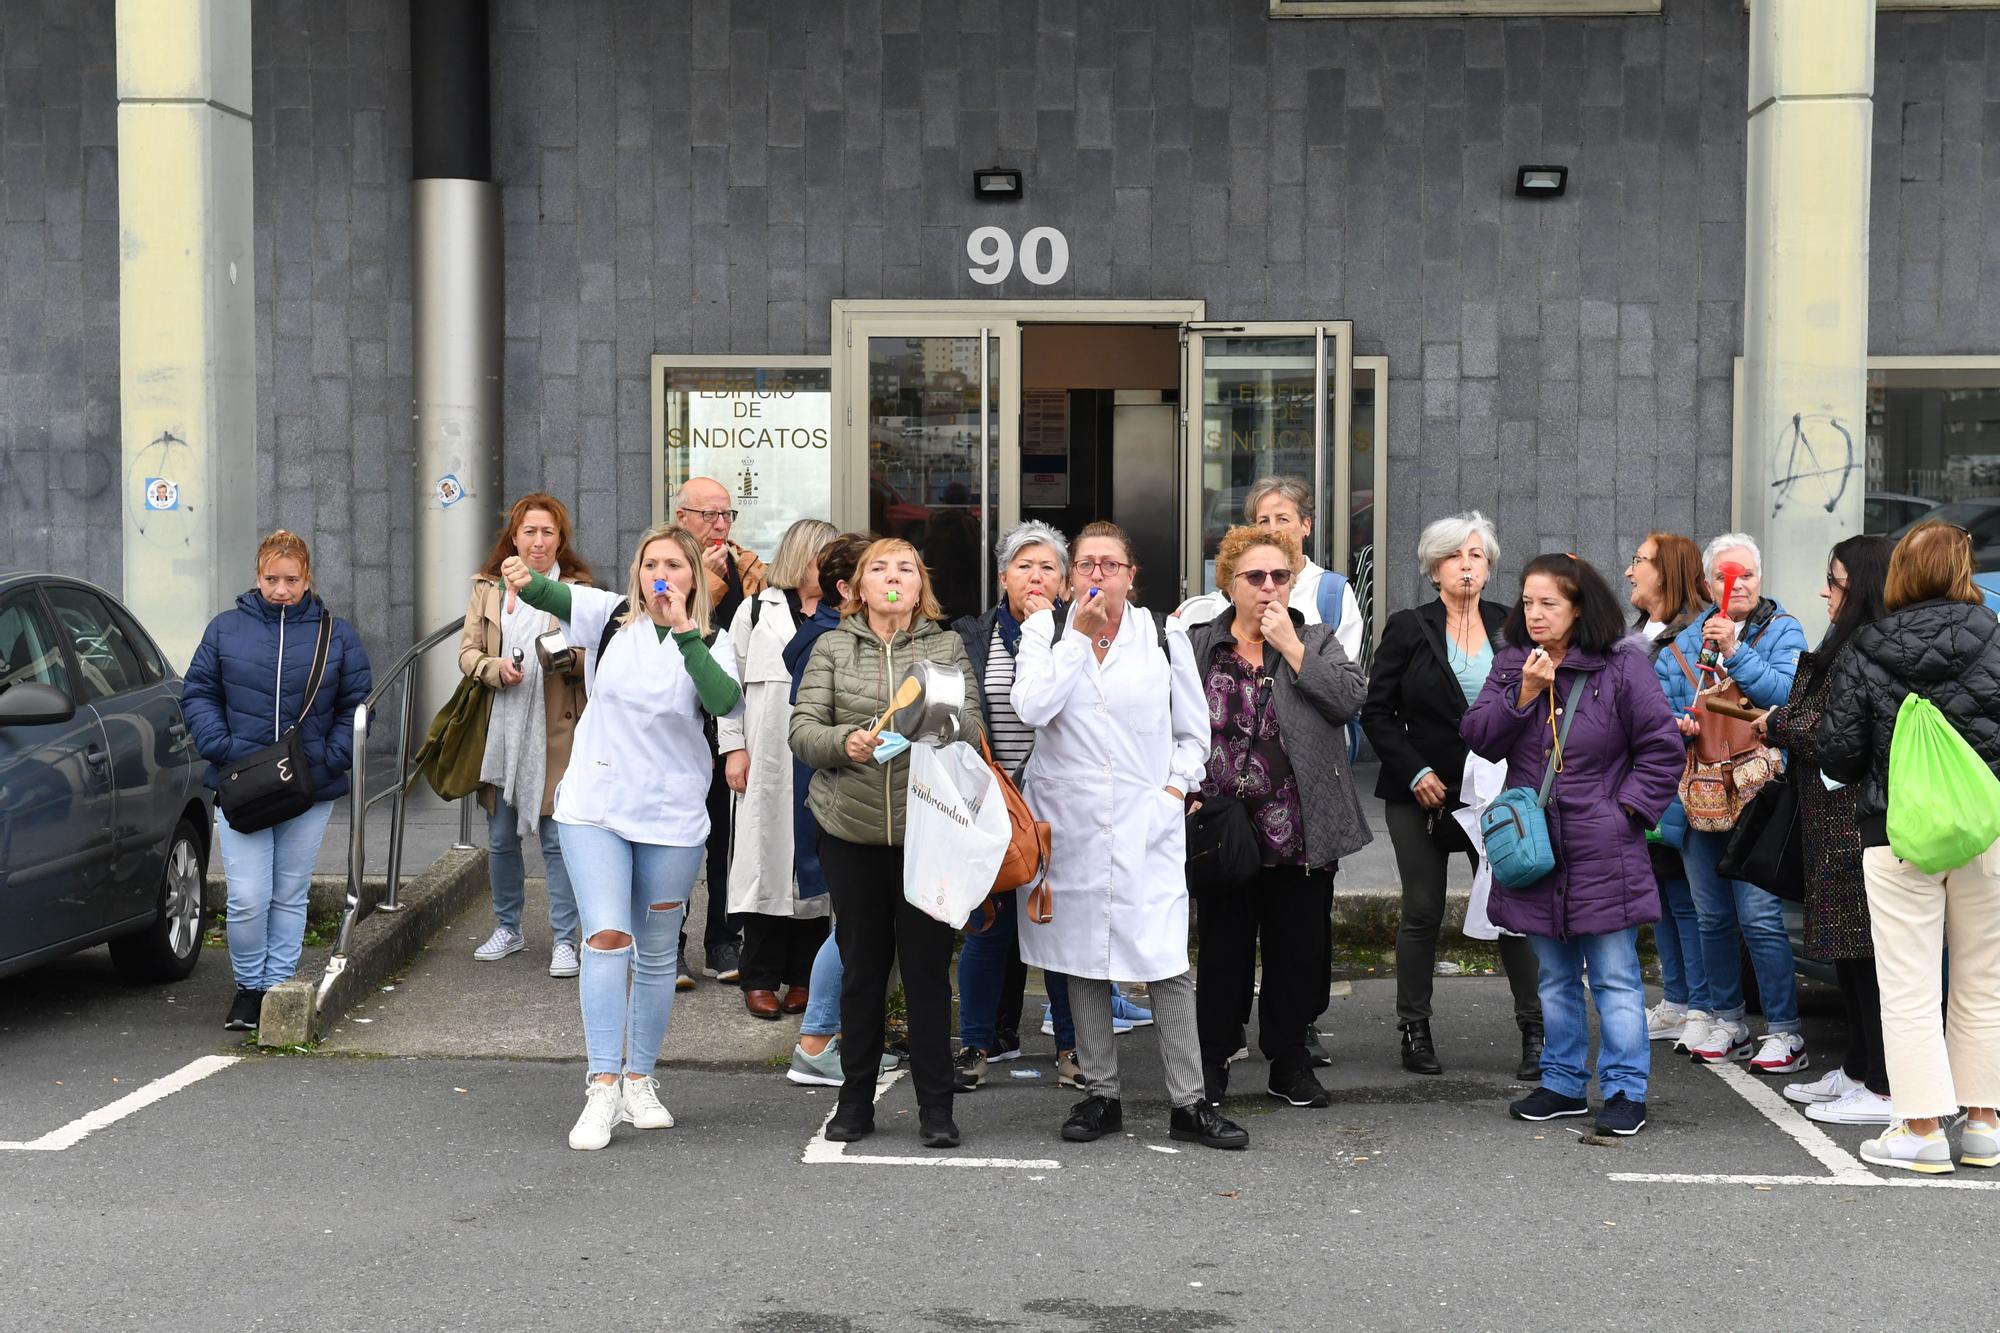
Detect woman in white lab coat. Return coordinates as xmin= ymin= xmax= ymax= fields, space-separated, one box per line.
xmin=504 ymin=524 xmax=743 ymax=1152
xmin=1012 ymin=521 xmax=1250 ymax=1151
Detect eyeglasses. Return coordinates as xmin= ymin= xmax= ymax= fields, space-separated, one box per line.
xmin=678 ymin=506 xmax=740 ymax=524
xmin=1235 ymin=569 xmax=1294 ymax=589
xmin=1073 ymin=559 xmax=1130 ymax=577
xmin=1630 ymin=553 xmax=1655 ymax=566
xmin=1825 ymin=572 xmax=1848 ymax=590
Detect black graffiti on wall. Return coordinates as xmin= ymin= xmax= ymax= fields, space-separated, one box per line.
xmin=1769 ymin=413 xmax=1858 ymax=516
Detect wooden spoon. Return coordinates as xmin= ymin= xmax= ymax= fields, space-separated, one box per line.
xmin=865 ymin=675 xmax=923 ymax=738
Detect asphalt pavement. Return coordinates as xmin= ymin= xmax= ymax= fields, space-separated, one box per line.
xmin=5 ymin=926 xmax=1995 ymax=1332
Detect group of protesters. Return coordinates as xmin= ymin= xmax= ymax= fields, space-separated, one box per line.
xmin=182 ymin=474 xmax=2000 ymax=1172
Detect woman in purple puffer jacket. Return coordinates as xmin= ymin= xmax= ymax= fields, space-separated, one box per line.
xmin=1462 ymin=553 xmax=1683 ymax=1138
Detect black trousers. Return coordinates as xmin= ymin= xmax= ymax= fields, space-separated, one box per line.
xmin=739 ymin=911 xmax=829 ymax=991
xmin=1194 ymin=864 xmax=1335 ymax=1081
xmin=681 ymin=759 xmax=740 ymax=959
xmin=1836 ymin=955 xmax=1891 ymax=1096
xmin=1385 ymin=800 xmax=1541 ymax=1026
xmin=819 ymin=834 xmax=956 ymax=1112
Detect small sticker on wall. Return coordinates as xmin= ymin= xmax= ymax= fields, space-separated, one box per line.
xmin=435 ymin=474 xmax=465 ymax=508
xmin=143 ymin=477 xmax=179 ymax=511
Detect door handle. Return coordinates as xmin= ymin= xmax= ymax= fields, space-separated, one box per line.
xmin=84 ymin=746 xmax=109 ymax=769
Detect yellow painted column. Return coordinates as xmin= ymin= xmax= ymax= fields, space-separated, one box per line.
xmin=1738 ymin=0 xmax=1874 ymax=644
xmin=116 ymin=0 xmax=256 ymax=671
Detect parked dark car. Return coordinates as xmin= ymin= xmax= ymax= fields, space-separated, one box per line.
xmin=0 ymin=573 xmax=211 ymax=982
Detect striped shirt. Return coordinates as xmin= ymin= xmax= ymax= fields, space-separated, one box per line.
xmin=983 ymin=624 xmax=1037 ymax=773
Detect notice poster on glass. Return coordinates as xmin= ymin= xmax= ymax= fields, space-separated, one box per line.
xmin=657 ymin=362 xmax=833 ymax=559
xmin=1021 ymin=389 xmax=1070 ymax=507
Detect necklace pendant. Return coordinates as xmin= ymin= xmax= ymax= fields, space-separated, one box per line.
xmin=1095 ymin=635 xmax=1111 ymax=650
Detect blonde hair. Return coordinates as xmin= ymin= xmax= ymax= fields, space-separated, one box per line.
xmin=257 ymin=530 xmax=312 ymax=581
xmin=769 ymin=517 xmax=840 ymax=591
xmin=621 ymin=524 xmax=713 ymax=635
xmin=840 ymin=538 xmax=943 ymax=622
xmin=1215 ymin=525 xmax=1302 ymax=591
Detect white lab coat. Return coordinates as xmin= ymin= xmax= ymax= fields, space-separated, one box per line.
xmin=552 ymin=585 xmax=742 ymax=847
xmin=1011 ymin=604 xmax=1208 ymax=982
xmin=1167 ymin=557 xmax=1363 ymax=663
xmin=717 ymin=590 xmax=829 ymax=920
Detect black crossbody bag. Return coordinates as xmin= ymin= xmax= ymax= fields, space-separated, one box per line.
xmin=1184 ymin=674 xmax=1272 ymax=893
xmin=218 ymin=612 xmax=334 ymax=834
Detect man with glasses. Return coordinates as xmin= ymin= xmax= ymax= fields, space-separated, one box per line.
xmin=672 ymin=477 xmax=768 ymax=988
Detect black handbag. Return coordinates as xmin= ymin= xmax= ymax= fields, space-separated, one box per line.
xmin=1717 ymin=770 xmax=1804 ymax=904
xmin=1184 ymin=675 xmax=1272 ymax=893
xmin=218 ymin=611 xmax=335 ymax=834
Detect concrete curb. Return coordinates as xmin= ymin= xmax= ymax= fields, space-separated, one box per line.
xmin=257 ymin=848 xmax=489 ymax=1047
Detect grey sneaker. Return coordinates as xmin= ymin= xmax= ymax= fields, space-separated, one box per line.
xmin=474 ymin=927 xmax=525 ymax=961
xmin=787 ymin=1040 xmax=845 ymax=1087
xmin=953 ymin=1046 xmax=988 ymax=1091
xmin=705 ymin=940 xmax=742 ymax=982
xmin=548 ymin=940 xmax=580 ymax=978
xmin=1959 ymin=1116 xmax=1999 ymax=1168
xmin=1860 ymin=1122 xmax=1954 ymax=1175
xmin=1056 ymin=1048 xmax=1083 ymax=1088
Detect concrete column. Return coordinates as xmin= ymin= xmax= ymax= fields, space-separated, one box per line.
xmin=115 ymin=0 xmax=256 ymax=671
xmin=1737 ymin=0 xmax=1874 ymax=642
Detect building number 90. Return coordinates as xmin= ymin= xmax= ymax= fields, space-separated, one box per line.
xmin=966 ymin=226 xmax=1070 ymax=287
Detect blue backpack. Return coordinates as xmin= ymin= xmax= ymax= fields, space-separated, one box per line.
xmin=1479 ymin=677 xmax=1586 ymax=890
xmin=1316 ymin=571 xmax=1364 ymax=762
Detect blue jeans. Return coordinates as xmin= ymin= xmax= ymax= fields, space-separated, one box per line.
xmin=1681 ymin=828 xmax=1801 ymax=1034
xmin=558 ymin=820 xmax=702 ymax=1079
xmin=487 ymin=798 xmax=577 ymax=943
xmin=1653 ymin=867 xmax=1706 ymax=1010
xmin=801 ymin=930 xmax=843 ymax=1038
xmin=215 ymin=800 xmax=336 ymax=992
xmin=1529 ymin=927 xmax=1649 ymax=1102
xmin=956 ymin=890 xmax=1076 ymax=1051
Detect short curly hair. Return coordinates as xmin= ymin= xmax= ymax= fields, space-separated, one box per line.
xmin=1214 ymin=525 xmax=1301 ymax=592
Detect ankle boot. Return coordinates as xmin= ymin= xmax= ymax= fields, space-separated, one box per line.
xmin=1399 ymin=1019 xmax=1442 ymax=1075
xmin=1517 ymin=1020 xmax=1544 ymax=1082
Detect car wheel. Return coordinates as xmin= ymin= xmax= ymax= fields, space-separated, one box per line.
xmin=109 ymin=818 xmax=207 ymax=984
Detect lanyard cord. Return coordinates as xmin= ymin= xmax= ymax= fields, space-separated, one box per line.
xmin=1546 ymin=683 xmax=1566 ymax=775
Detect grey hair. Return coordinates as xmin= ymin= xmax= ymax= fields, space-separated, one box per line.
xmin=1244 ymin=475 xmax=1313 ymax=526
xmin=995 ymin=520 xmax=1070 ymax=576
xmin=1416 ymin=511 xmax=1500 ymax=580
xmin=1702 ymin=532 xmax=1763 ymax=584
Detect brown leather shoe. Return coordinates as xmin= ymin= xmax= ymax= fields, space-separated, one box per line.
xmin=745 ymin=989 xmax=782 ymax=1020
xmin=781 ymin=985 xmax=809 ymax=1015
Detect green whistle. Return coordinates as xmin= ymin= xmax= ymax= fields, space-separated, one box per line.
xmin=886 ymin=590 xmax=900 ymax=603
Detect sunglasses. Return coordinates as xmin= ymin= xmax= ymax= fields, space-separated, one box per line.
xmin=1235 ymin=569 xmax=1294 ymax=589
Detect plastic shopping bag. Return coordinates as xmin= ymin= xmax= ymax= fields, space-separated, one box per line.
xmin=1886 ymin=692 xmax=2000 ymax=874
xmin=903 ymin=740 xmax=1013 ymax=928
xmin=1453 ymin=753 xmax=1520 ymax=941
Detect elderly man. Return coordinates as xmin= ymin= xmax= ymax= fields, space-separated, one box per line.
xmin=671 ymin=477 xmax=769 ymax=987
xmin=677 ymin=476 xmax=768 ymax=628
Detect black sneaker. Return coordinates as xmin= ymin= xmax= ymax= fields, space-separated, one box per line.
xmin=990 ymin=1028 xmax=1023 ymax=1061
xmin=1061 ymin=1094 xmax=1124 ymax=1142
xmin=918 ymin=1105 xmax=961 ymax=1149
xmin=223 ymin=988 xmax=262 ymax=1031
xmin=953 ymin=1046 xmax=987 ymax=1092
xmin=1306 ymin=1026 xmax=1333 ymax=1068
xmin=1202 ymin=1062 xmax=1229 ymax=1106
xmin=1170 ymin=1101 xmax=1250 ymax=1150
xmin=1595 ymin=1092 xmax=1647 ymax=1137
xmin=1267 ymin=1067 xmax=1331 ymax=1108
xmin=825 ymin=1102 xmax=875 ymax=1142
xmin=705 ymin=940 xmax=742 ymax=983
xmin=676 ymin=957 xmax=696 ymax=992
xmin=1508 ymin=1087 xmax=1590 ymax=1122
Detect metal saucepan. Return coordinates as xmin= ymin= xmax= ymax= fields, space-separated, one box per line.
xmin=535 ymin=627 xmax=582 ymax=680
xmin=891 ymin=661 xmax=969 ymax=745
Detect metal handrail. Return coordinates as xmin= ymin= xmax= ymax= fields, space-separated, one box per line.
xmin=320 ymin=618 xmax=474 ymax=1001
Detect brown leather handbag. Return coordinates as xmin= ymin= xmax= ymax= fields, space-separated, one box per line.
xmin=1670 ymin=645 xmax=1780 ymax=832
xmin=968 ymin=732 xmax=1053 ymax=929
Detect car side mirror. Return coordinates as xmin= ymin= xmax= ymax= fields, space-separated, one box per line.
xmin=0 ymin=682 xmax=77 ymax=726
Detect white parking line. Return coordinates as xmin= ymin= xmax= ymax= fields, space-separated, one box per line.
xmin=801 ymin=1069 xmax=1062 ymax=1170
xmin=0 ymin=1055 xmax=243 ymax=1153
xmin=1608 ymin=1057 xmax=2000 ymax=1190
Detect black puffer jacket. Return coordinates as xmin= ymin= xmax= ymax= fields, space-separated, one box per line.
xmin=1815 ymin=599 xmax=2000 ymax=847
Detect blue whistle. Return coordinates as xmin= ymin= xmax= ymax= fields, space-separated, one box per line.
xmin=1088 ymin=588 xmax=1101 ymax=598
xmin=653 ymin=579 xmax=668 ymax=593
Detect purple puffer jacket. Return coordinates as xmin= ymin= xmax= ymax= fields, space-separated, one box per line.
xmin=1460 ymin=637 xmax=1684 ymax=940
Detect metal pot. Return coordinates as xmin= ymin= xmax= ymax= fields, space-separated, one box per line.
xmin=891 ymin=661 xmax=969 ymax=745
xmin=535 ymin=627 xmax=581 ymax=680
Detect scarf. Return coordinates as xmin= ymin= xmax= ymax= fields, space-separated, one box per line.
xmin=479 ymin=563 xmax=556 ymax=835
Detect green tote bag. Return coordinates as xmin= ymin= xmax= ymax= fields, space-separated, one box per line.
xmin=1885 ymin=692 xmax=2000 ymax=874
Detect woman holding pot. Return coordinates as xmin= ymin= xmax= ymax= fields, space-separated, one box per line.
xmin=1012 ymin=521 xmax=1249 ymax=1151
xmin=460 ymin=493 xmax=595 ymax=977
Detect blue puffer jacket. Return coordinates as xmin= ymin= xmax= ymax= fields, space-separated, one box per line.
xmin=181 ymin=591 xmax=373 ymax=800
xmin=1656 ymin=597 xmax=1806 ymax=714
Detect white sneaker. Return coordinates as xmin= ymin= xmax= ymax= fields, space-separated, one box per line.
xmin=1859 ymin=1121 xmax=1954 ymax=1175
xmin=549 ymin=940 xmax=580 ymax=978
xmin=568 ymin=1080 xmax=623 ymax=1150
xmin=1673 ymin=1010 xmax=1715 ymax=1055
xmin=619 ymin=1075 xmax=674 ymax=1130
xmin=1784 ymin=1067 xmax=1863 ymax=1106
xmin=474 ymin=926 xmax=525 ymax=961
xmin=1749 ymin=1031 xmax=1809 ymax=1075
xmin=1645 ymin=1000 xmax=1690 ymax=1042
xmin=1805 ymin=1087 xmax=1894 ymax=1126
xmin=1690 ymin=1016 xmax=1753 ymax=1063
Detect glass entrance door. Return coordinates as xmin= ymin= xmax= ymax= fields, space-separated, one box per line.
xmin=1183 ymin=323 xmax=1354 ymax=600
